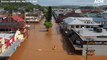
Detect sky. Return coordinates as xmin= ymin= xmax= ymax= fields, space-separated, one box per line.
xmin=28 ymin=0 xmax=107 ymax=6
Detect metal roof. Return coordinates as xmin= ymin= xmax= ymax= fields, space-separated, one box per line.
xmin=75 ymin=28 xmax=107 ymax=41
xmin=93 ymin=18 xmax=107 ymax=22
xmin=0 ymin=33 xmax=14 ymax=40
xmin=0 ymin=22 xmax=24 ymax=28
xmin=63 ymin=17 xmax=100 ymax=25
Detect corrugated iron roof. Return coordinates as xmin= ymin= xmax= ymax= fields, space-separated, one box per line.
xmin=12 ymin=16 xmax=24 ymax=22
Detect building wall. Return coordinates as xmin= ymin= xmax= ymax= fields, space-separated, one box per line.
xmin=95 ymin=21 xmax=107 ymax=25
xmin=0 ymin=48 xmax=2 ymax=54
xmin=14 ymin=30 xmax=24 ymax=41
xmin=2 ymin=44 xmax=6 ymax=53
xmin=82 ymin=45 xmax=107 ymax=56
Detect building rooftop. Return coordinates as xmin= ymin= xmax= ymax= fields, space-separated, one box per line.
xmin=63 ymin=17 xmax=107 ymax=41
xmin=0 ymin=22 xmax=24 ymax=28
xmin=93 ymin=17 xmax=107 ymax=22
xmin=64 ymin=18 xmax=85 ymax=25
xmin=64 ymin=17 xmax=107 ymax=22
xmin=83 ymin=13 xmax=97 ymax=17
xmin=63 ymin=17 xmax=100 ymax=25
xmin=0 ymin=33 xmax=14 ymax=40
xmin=75 ymin=28 xmax=107 ymax=41
xmin=12 ymin=16 xmax=25 ymax=22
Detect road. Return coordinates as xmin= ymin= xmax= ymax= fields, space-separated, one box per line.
xmin=8 ymin=19 xmax=107 ymax=60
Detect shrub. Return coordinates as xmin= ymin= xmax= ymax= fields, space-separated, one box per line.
xmin=44 ymin=21 xmax=53 ymax=28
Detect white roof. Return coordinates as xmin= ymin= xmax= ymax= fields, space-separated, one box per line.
xmin=68 ymin=19 xmax=85 ymax=25
xmin=75 ymin=28 xmax=107 ymax=41
xmin=75 ymin=9 xmax=82 ymax=13
xmin=63 ymin=17 xmax=74 ymax=23
xmin=70 ymin=17 xmax=93 ymax=21
xmin=63 ymin=17 xmax=100 ymax=25
xmin=63 ymin=17 xmax=85 ymax=25
xmin=103 ymin=11 xmax=107 ymax=13
xmin=81 ymin=29 xmax=107 ymax=36
xmin=0 ymin=33 xmax=14 ymax=39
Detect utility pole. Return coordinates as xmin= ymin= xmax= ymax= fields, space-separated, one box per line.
xmin=86 ymin=41 xmax=88 ymax=60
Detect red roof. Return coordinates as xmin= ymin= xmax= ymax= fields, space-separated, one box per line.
xmin=0 ymin=37 xmax=2 ymax=39
xmin=81 ymin=10 xmax=92 ymax=13
xmin=65 ymin=13 xmax=82 ymax=17
xmin=12 ymin=16 xmax=25 ymax=22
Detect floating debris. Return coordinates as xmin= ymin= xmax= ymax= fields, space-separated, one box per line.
xmin=52 ymin=45 xmax=57 ymax=50
xmin=37 ymin=49 xmax=42 ymax=51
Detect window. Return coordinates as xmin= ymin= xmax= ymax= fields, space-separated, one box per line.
xmin=87 ymin=21 xmax=90 ymax=24
xmin=90 ymin=26 xmax=93 ymax=28
xmin=95 ymin=42 xmax=102 ymax=44
xmin=76 ymin=25 xmax=79 ymax=28
xmin=86 ymin=26 xmax=90 ymax=28
xmin=71 ymin=26 xmax=74 ymax=28
xmin=81 ymin=25 xmax=84 ymax=28
xmin=76 ymin=40 xmax=81 ymax=44
xmin=97 ymin=36 xmax=107 ymax=38
xmin=0 ymin=29 xmax=11 ymax=31
xmin=84 ymin=21 xmax=87 ymax=23
xmin=88 ymin=41 xmax=95 ymax=45
xmin=84 ymin=41 xmax=106 ymax=45
xmin=103 ymin=42 xmax=107 ymax=45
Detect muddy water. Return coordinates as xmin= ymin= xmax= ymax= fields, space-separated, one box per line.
xmin=8 ymin=20 xmax=107 ymax=60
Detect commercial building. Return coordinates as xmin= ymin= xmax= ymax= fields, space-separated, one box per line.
xmin=60 ymin=17 xmax=107 ymax=55
xmin=0 ymin=15 xmax=28 ymax=57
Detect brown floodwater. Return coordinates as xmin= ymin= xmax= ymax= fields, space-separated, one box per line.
xmin=8 ymin=20 xmax=107 ymax=60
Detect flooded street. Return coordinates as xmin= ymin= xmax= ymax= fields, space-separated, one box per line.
xmin=8 ymin=19 xmax=107 ymax=60
xmin=8 ymin=19 xmax=73 ymax=60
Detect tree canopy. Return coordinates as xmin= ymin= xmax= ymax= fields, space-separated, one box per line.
xmin=45 ymin=6 xmax=52 ymax=22
xmin=0 ymin=2 xmax=43 ymax=11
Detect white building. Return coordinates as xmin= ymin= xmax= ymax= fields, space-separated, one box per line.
xmin=0 ymin=33 xmax=14 ymax=54
xmin=75 ymin=9 xmax=82 ymax=13
xmin=61 ymin=17 xmax=107 ymax=55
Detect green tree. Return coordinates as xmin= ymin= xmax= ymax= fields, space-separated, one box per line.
xmin=4 ymin=6 xmax=17 ymax=10
xmin=44 ymin=6 xmax=53 ymax=31
xmin=45 ymin=6 xmax=52 ymax=22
